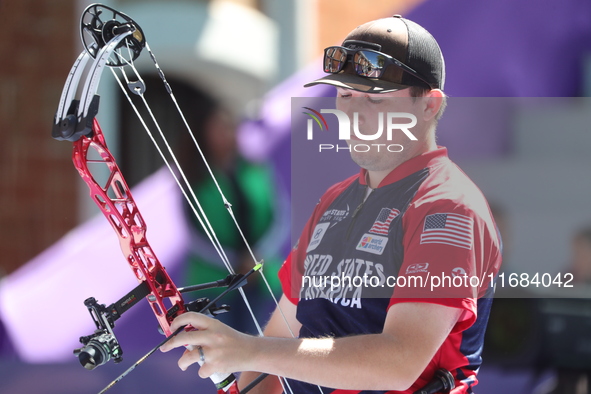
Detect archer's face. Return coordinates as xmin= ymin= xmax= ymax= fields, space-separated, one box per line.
xmin=335 ymin=87 xmax=427 ymax=173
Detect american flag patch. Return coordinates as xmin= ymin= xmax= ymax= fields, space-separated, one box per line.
xmin=420 ymin=213 xmax=474 ymax=250
xmin=369 ymin=208 xmax=401 ymax=235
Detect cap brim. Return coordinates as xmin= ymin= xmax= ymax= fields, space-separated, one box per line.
xmin=303 ymin=73 xmax=409 ymax=94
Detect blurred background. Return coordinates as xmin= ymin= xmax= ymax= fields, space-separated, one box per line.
xmin=1 ymin=0 xmax=591 ymax=393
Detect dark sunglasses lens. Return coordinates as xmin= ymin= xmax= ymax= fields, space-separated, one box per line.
xmin=353 ymin=51 xmax=385 ymax=78
xmin=324 ymin=47 xmax=347 ymax=73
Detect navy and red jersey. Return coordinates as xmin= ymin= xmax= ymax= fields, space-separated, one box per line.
xmin=279 ymin=147 xmax=502 ymax=394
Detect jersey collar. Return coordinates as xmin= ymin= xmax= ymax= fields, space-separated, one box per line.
xmin=358 ymin=146 xmax=450 ymax=188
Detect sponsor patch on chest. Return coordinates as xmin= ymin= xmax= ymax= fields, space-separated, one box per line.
xmin=355 ymin=233 xmax=389 ymax=255
xmin=306 ymin=222 xmax=331 ymax=252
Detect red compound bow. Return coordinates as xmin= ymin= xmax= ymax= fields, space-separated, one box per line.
xmin=51 ymin=4 xmax=282 ymax=393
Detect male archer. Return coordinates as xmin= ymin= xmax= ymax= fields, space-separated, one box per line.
xmin=162 ymin=15 xmax=502 ymax=394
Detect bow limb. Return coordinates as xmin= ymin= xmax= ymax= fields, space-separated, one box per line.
xmin=52 ymin=31 xmax=131 ymax=142
xmin=53 ymin=49 xmax=92 ymax=127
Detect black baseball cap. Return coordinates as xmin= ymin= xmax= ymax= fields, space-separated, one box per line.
xmin=304 ymin=15 xmax=445 ymax=93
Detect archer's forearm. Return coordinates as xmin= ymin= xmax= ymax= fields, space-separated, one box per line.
xmin=243 ymin=333 xmax=417 ymax=391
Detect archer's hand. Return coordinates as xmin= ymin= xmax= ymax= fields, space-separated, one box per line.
xmin=160 ymin=312 xmax=259 ymax=378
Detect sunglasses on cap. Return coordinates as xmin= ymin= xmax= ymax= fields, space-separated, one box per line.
xmin=323 ymin=46 xmax=433 ymax=89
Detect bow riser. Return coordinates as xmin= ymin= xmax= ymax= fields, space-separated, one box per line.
xmin=70 ymin=117 xmax=240 ymax=393
xmin=73 ymin=118 xmax=186 ymax=336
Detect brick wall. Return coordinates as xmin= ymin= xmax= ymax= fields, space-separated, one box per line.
xmin=0 ymin=0 xmax=78 ymax=275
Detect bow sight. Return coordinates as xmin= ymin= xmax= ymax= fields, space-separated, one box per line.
xmin=73 ymin=278 xmax=238 ymax=370
xmin=74 ymin=297 xmax=124 ymax=370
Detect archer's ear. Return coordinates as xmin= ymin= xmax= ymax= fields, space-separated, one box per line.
xmin=422 ymin=89 xmax=445 ymax=122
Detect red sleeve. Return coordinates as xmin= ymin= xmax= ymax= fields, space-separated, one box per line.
xmin=390 ymin=198 xmax=501 ymax=333
xmin=278 ymin=251 xmax=298 ymax=305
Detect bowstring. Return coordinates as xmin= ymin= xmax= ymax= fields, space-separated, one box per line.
xmin=144 ymin=42 xmax=300 ymax=342
xmin=109 ymin=69 xmax=231 ymax=273
xmin=113 ymin=41 xmax=239 ymax=275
